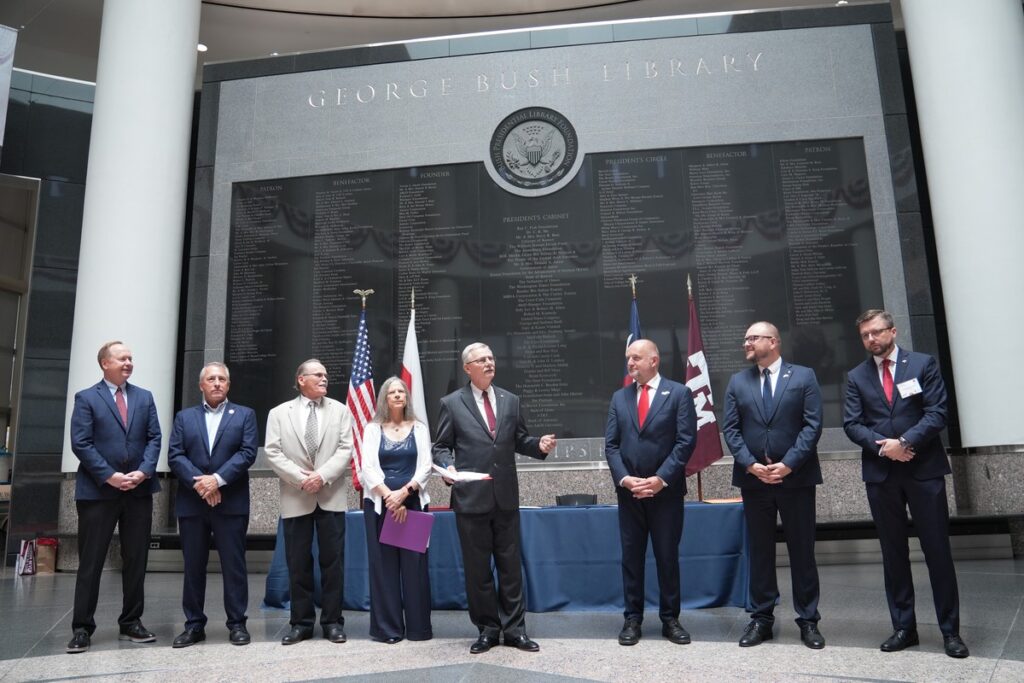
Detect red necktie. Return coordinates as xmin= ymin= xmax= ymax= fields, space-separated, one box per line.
xmin=115 ymin=387 xmax=128 ymax=426
xmin=882 ymin=359 xmax=894 ymax=405
xmin=638 ymin=384 xmax=650 ymax=427
xmin=482 ymin=391 xmax=497 ymax=437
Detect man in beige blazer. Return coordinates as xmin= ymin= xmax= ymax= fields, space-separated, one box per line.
xmin=265 ymin=359 xmax=354 ymax=645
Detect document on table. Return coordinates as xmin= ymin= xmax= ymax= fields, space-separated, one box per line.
xmin=431 ymin=463 xmax=492 ymax=481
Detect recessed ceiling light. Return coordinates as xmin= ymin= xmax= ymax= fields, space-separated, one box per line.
xmin=271 ymin=52 xmax=279 ymax=56
xmin=197 ymin=43 xmax=208 ymax=52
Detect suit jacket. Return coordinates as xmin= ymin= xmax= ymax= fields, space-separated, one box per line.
xmin=432 ymin=384 xmax=546 ymax=514
xmin=722 ymin=361 xmax=823 ymax=489
xmin=844 ymin=348 xmax=950 ymax=483
xmin=70 ymin=380 xmax=162 ymax=500
xmin=264 ymin=396 xmax=354 ymax=518
xmin=604 ymin=378 xmax=697 ymax=494
xmin=167 ymin=401 xmax=258 ymax=517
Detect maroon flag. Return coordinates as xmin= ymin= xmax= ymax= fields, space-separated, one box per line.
xmin=684 ymin=288 xmax=724 ymax=476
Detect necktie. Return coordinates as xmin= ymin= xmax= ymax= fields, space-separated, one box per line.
xmin=637 ymin=384 xmax=650 ymax=427
xmin=882 ymin=359 xmax=894 ymax=405
xmin=482 ymin=391 xmax=497 ymax=437
xmin=115 ymin=387 xmax=128 ymax=427
xmin=305 ymin=401 xmax=319 ymax=460
xmin=762 ymin=368 xmax=773 ymax=416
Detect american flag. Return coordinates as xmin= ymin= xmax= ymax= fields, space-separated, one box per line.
xmin=622 ymin=297 xmax=643 ymax=387
xmin=347 ymin=308 xmax=375 ymax=491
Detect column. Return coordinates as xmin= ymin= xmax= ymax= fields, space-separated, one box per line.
xmin=900 ymin=0 xmax=1024 ymax=447
xmin=61 ymin=0 xmax=202 ymax=471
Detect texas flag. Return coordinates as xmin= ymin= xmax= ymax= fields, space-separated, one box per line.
xmin=622 ymin=297 xmax=643 ymax=387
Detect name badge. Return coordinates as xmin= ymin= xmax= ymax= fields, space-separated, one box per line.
xmin=897 ymin=378 xmax=922 ymax=398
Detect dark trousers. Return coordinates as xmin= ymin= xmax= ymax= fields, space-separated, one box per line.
xmin=454 ymin=508 xmax=527 ymax=639
xmin=741 ymin=485 xmax=821 ymax=627
xmin=72 ymin=495 xmax=153 ymax=634
xmin=179 ymin=510 xmax=249 ymax=631
xmin=363 ymin=499 xmax=432 ymax=641
xmin=866 ymin=472 xmax=960 ymax=635
xmin=283 ymin=505 xmax=345 ymax=628
xmin=616 ymin=486 xmax=684 ymax=623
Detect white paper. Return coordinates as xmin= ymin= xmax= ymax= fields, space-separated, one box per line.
xmin=897 ymin=378 xmax=922 ymax=398
xmin=431 ymin=463 xmax=492 ymax=481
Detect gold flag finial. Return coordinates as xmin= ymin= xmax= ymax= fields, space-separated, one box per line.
xmin=353 ymin=288 xmax=375 ymax=308
xmin=628 ymin=274 xmax=638 ymax=299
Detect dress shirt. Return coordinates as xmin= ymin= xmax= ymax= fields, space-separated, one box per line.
xmin=204 ymin=400 xmax=228 ymax=488
xmin=873 ymin=345 xmax=900 ymax=384
xmin=299 ymin=395 xmax=323 ymax=443
xmin=757 ymin=357 xmax=783 ymax=395
xmin=103 ymin=378 xmax=126 ymax=408
xmin=470 ymin=384 xmax=497 ymax=428
xmin=636 ymin=374 xmax=662 ymax=406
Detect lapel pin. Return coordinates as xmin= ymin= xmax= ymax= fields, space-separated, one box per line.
xmin=661 ymin=390 xmax=669 ymax=395
xmin=228 ymin=409 xmax=234 ymax=414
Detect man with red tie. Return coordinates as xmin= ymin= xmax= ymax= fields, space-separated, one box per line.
xmin=844 ymin=309 xmax=968 ymax=658
xmin=67 ymin=341 xmax=162 ymax=653
xmin=605 ymin=339 xmax=697 ymax=647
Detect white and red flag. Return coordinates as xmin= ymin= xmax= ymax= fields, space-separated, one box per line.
xmin=400 ymin=307 xmax=430 ymax=431
xmin=684 ymin=283 xmax=724 ymax=476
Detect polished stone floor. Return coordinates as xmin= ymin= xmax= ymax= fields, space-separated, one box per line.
xmin=0 ymin=559 xmax=1022 ymax=682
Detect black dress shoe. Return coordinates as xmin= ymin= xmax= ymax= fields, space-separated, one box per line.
xmin=229 ymin=627 xmax=251 ymax=646
xmin=880 ymin=628 xmax=919 ymax=652
xmin=943 ymin=634 xmax=970 ymax=658
xmin=738 ymin=620 xmax=773 ymax=647
xmin=172 ymin=629 xmax=206 ymax=648
xmin=67 ymin=630 xmax=90 ymax=654
xmin=618 ymin=618 xmax=641 ymax=646
xmin=323 ymin=624 xmax=347 ymax=643
xmin=281 ymin=625 xmax=314 ymax=645
xmin=662 ymin=619 xmax=691 ymax=645
xmin=384 ymin=636 xmax=402 ymax=644
xmin=469 ymin=634 xmax=499 ymax=654
xmin=504 ymin=634 xmax=540 ymax=652
xmin=800 ymin=624 xmax=825 ymax=649
xmin=119 ymin=623 xmax=156 ymax=643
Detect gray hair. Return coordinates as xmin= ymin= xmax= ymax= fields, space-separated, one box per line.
xmin=372 ymin=376 xmax=417 ymax=424
xmin=198 ymin=361 xmax=230 ymax=381
xmin=461 ymin=342 xmax=491 ymax=364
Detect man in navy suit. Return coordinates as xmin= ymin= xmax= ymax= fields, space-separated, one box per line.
xmin=67 ymin=341 xmax=162 ymax=654
xmin=722 ymin=322 xmax=825 ymax=649
xmin=844 ymin=309 xmax=968 ymax=659
xmin=433 ymin=342 xmax=556 ymax=654
xmin=167 ymin=362 xmax=258 ymax=648
xmin=605 ymin=339 xmax=696 ymax=646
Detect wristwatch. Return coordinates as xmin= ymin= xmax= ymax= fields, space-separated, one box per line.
xmin=898 ymin=436 xmax=910 ymax=449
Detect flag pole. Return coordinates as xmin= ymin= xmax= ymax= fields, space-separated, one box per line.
xmin=688 ymin=274 xmax=705 ymax=502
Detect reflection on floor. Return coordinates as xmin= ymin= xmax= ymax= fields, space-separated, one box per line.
xmin=1 ymin=559 xmax=1022 ymax=682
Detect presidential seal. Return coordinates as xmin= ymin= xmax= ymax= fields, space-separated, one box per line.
xmin=486 ymin=107 xmax=582 ymax=197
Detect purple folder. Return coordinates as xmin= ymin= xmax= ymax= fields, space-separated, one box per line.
xmin=380 ymin=510 xmax=434 ymax=553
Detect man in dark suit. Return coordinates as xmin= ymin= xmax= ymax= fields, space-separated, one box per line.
xmin=722 ymin=322 xmax=825 ymax=649
xmin=67 ymin=341 xmax=162 ymax=654
xmin=605 ymin=339 xmax=696 ymax=647
xmin=432 ymin=342 xmax=556 ymax=654
xmin=167 ymin=361 xmax=258 ymax=648
xmin=844 ymin=309 xmax=968 ymax=659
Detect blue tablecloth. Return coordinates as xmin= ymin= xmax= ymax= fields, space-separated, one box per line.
xmin=263 ymin=502 xmax=748 ymax=612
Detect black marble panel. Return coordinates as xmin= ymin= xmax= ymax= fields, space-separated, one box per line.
xmin=34 ymin=180 xmax=85 ymax=270
xmin=871 ymin=23 xmax=906 ymax=116
xmin=13 ymin=357 xmax=70 ymax=455
xmin=0 ymin=87 xmax=30 ymax=176
xmin=184 ymin=255 xmax=208 ymax=352
xmin=23 ymin=267 xmax=78 ymax=360
xmin=195 ymin=82 xmax=220 ymax=169
xmin=29 ymin=75 xmax=95 ymax=103
xmin=22 ymin=93 xmax=93 ymax=184
xmin=908 ymin=314 xmax=959 ymax=448
xmin=781 ymin=4 xmax=892 ymax=29
xmin=3 ymin=453 xmax=64 ymax=564
xmin=897 ymin=212 xmax=932 ymax=316
xmin=884 ymin=115 xmax=920 ymax=214
xmin=178 ymin=350 xmax=207 ymax=413
xmin=203 ymin=54 xmax=298 ymax=84
xmin=697 ymin=12 xmax=783 ymax=35
xmin=190 ymin=166 xmax=213 ymax=258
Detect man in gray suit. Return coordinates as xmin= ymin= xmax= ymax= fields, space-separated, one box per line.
xmin=433 ymin=342 xmax=556 ymax=654
xmin=265 ymin=359 xmax=353 ymax=646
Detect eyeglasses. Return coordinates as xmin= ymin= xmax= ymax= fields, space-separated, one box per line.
xmin=859 ymin=327 xmax=893 ymax=340
xmin=467 ymin=356 xmax=494 ymax=365
xmin=743 ymin=335 xmax=775 ymax=345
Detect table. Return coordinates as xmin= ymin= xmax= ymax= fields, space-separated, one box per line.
xmin=263 ymin=502 xmax=748 ymax=612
